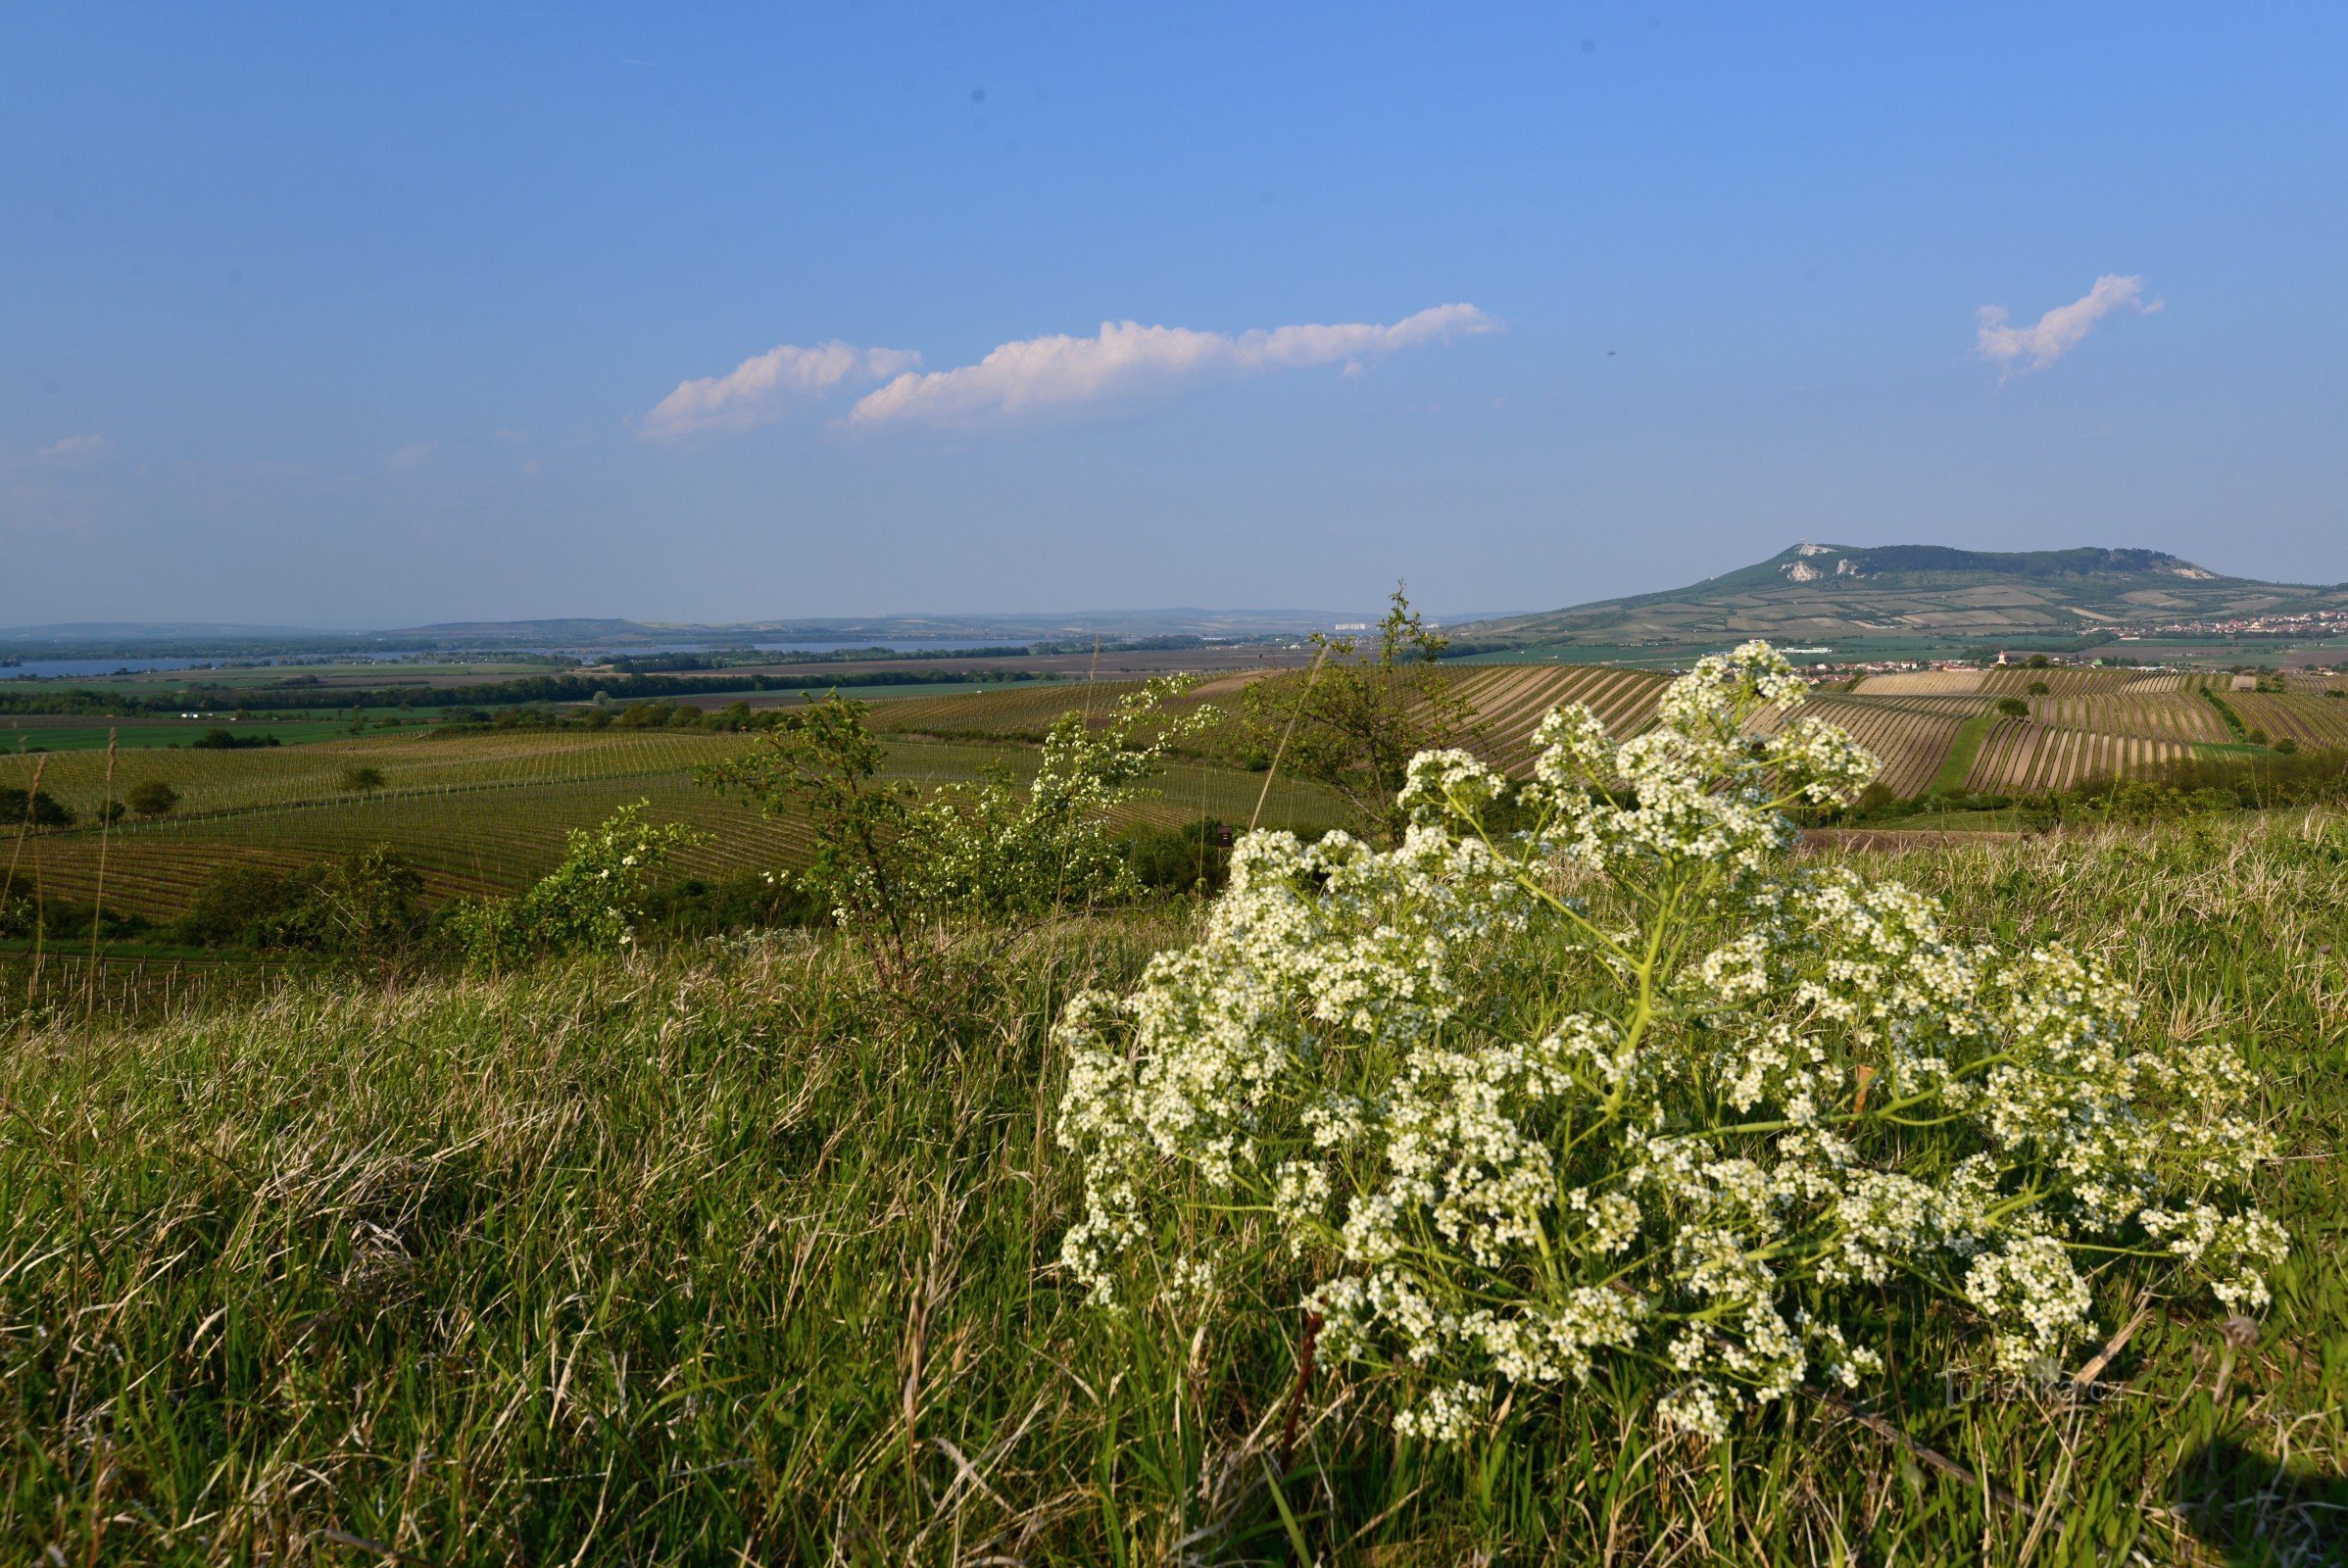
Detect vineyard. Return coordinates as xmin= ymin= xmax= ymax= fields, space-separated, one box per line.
xmin=0 ymin=729 xmax=754 ymax=821
xmin=1446 ymin=664 xmax=1670 ymax=770
xmin=1747 ymin=692 xmax=1990 ymax=796
xmin=2223 ymin=692 xmax=2348 ymax=750
xmin=1963 ymin=721 xmax=2194 ymax=793
xmin=5 ymin=735 xmax=1351 ymax=919
xmin=868 ymin=681 xmax=1156 ymax=739
xmin=2024 ymin=692 xmax=2230 ymax=743
xmin=13 ymin=658 xmax=2348 ymax=927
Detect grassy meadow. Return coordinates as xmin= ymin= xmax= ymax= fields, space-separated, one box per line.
xmin=1 ymin=814 xmax=2344 ymax=1564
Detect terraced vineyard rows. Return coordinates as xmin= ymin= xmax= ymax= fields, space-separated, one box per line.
xmin=1964 ymin=722 xmax=2192 ymax=793
xmin=1848 ymin=671 xmax=1987 ymax=696
xmin=1449 ymin=665 xmax=1670 ymax=771
xmin=2222 ymin=693 xmax=2348 ymax=750
xmin=1976 ymin=666 xmax=2139 ymax=696
xmin=2025 ymin=693 xmax=2229 ymax=743
xmin=1748 ymin=693 xmax=1988 ymax=796
xmin=1857 ymin=667 xmax=2153 ymax=697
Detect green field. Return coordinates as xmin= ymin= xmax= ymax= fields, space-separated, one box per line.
xmin=3 ymin=727 xmax=1354 ymax=920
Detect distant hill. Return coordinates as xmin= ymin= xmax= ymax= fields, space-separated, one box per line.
xmin=1454 ymin=544 xmax=2348 ymax=651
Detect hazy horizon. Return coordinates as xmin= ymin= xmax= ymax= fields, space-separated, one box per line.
xmin=7 ymin=5 xmax=2344 ymax=625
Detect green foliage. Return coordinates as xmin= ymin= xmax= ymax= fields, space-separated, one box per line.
xmin=701 ymin=683 xmax=1216 ymax=935
xmin=699 ymin=695 xmax=925 ymax=942
xmin=4 ymin=821 xmax=2342 ymax=1563
xmin=2025 ymin=678 xmax=2051 ymax=695
xmin=171 ymin=847 xmax=426 ymax=958
xmin=125 ymin=779 xmax=179 ymax=816
xmin=1996 ymin=695 xmax=2030 ymax=718
xmin=0 ymin=785 xmax=75 ymax=828
xmin=445 ymin=802 xmax=703 ymax=970
xmin=339 ymin=763 xmax=387 ymax=793
xmin=1243 ymin=583 xmax=1476 ymax=846
xmin=911 ymin=677 xmax=1217 ymax=917
xmin=190 ymin=726 xmax=279 ymax=750
xmin=1119 ymin=816 xmax=1234 ymax=896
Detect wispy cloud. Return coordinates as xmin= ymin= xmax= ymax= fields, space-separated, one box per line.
xmin=641 ymin=341 xmax=921 ymax=440
xmin=1976 ymin=274 xmax=2159 ymax=375
xmin=847 ymin=304 xmax=1496 ymax=428
xmin=387 ymin=442 xmax=438 ymax=469
xmin=33 ymin=434 xmax=108 ymax=466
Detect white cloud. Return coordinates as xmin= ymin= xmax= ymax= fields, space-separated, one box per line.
xmin=847 ymin=304 xmax=1496 ymax=428
xmin=1976 ymin=274 xmax=2159 ymax=374
xmin=641 ymin=341 xmax=922 ymax=440
xmin=33 ymin=434 xmax=108 ymax=466
xmin=387 ymin=442 xmax=437 ymax=469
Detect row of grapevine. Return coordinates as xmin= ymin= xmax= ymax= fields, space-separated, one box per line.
xmin=2221 ymin=693 xmax=2348 ymax=750
xmin=1963 ymin=722 xmax=2191 ymax=794
xmin=2024 ymin=694 xmax=2229 ymax=743
xmin=1848 ymin=670 xmax=1988 ymax=696
xmin=1749 ymin=694 xmax=1986 ymax=797
xmin=1449 ymin=665 xmax=1670 ymax=772
xmin=868 ymin=680 xmax=1151 ymax=738
xmin=1976 ymin=666 xmax=2142 ymax=696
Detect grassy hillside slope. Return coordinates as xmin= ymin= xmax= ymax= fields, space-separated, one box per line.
xmin=3 ymin=817 xmax=2343 ymax=1563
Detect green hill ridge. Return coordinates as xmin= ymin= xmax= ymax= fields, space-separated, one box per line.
xmin=1459 ymin=543 xmax=2348 ymax=651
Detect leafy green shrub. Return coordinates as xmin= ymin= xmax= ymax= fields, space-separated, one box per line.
xmin=0 ymin=785 xmax=75 ymax=828
xmin=340 ymin=764 xmax=387 ymax=793
xmin=190 ymin=727 xmax=279 ymax=750
xmin=702 ymin=682 xmax=1216 ymax=940
xmin=1996 ymin=696 xmax=2030 ymax=718
xmin=912 ymin=679 xmax=1219 ymax=917
xmin=1118 ymin=817 xmax=1233 ymax=896
xmin=636 ymin=870 xmax=812 ymax=938
xmin=126 ymin=780 xmax=179 ymax=816
xmin=172 ymin=847 xmax=424 ymax=956
xmin=446 ymin=803 xmax=702 ymax=970
xmin=1057 ymin=643 xmax=2284 ymax=1444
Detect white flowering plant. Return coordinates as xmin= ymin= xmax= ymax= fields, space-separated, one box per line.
xmin=1055 ymin=642 xmax=2285 ymax=1443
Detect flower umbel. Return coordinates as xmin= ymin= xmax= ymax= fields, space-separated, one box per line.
xmin=1055 ymin=642 xmax=2284 ymax=1440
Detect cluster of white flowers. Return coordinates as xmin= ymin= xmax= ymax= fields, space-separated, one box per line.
xmin=1055 ymin=642 xmax=2286 ymax=1442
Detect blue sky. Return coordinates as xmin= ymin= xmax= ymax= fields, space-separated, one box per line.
xmin=4 ymin=3 xmax=2343 ymax=626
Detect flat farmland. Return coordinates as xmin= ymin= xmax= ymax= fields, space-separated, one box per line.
xmin=0 ymin=729 xmax=756 ymax=820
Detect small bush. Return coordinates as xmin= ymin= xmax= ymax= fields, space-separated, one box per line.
xmin=1996 ymin=696 xmax=2030 ymax=718
xmin=0 ymin=785 xmax=75 ymax=828
xmin=126 ymin=780 xmax=179 ymax=816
